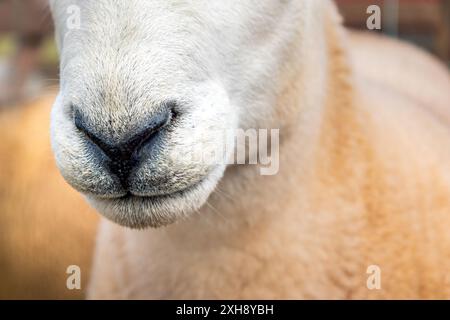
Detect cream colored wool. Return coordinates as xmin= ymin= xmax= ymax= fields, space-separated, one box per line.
xmin=45 ymin=0 xmax=450 ymax=299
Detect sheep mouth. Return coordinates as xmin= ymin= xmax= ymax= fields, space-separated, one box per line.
xmin=84 ymin=172 xmax=219 ymax=228
xmin=90 ymin=173 xmax=209 ymax=204
xmin=118 ymin=178 xmax=206 ymax=201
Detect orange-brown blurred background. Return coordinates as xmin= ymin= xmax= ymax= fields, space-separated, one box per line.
xmin=0 ymin=0 xmax=449 ymax=299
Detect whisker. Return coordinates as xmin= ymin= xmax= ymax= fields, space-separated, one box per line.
xmin=205 ymin=201 xmax=227 ymax=221
xmin=214 ymin=186 xmax=234 ymax=201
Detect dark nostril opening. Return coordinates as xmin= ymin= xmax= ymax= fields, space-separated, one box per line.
xmin=73 ymin=104 xmax=174 ymax=188
xmin=123 ymin=109 xmax=171 ymax=156
xmin=74 ymin=109 xmax=112 ymax=155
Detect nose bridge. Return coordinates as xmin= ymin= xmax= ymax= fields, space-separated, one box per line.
xmin=88 ymin=71 xmax=160 ymax=142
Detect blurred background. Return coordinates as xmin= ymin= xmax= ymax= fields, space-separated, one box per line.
xmin=338 ymin=0 xmax=450 ymax=63
xmin=0 ymin=0 xmax=448 ymax=299
xmin=0 ymin=0 xmax=55 ymax=108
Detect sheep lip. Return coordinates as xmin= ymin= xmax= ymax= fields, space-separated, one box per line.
xmin=96 ymin=176 xmax=208 ymax=202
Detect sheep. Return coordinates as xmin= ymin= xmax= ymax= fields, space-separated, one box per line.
xmin=46 ymin=0 xmax=450 ymax=298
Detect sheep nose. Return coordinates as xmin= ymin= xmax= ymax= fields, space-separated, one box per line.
xmin=74 ymin=108 xmax=171 ymax=188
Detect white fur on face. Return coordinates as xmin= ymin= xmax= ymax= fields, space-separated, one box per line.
xmin=49 ymin=0 xmax=316 ymax=228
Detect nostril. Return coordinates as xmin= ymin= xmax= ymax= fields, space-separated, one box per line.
xmin=125 ymin=108 xmax=171 ymax=155
xmin=73 ymin=108 xmax=111 ymax=154
xmin=166 ymin=100 xmax=180 ymax=122
xmin=72 ymin=104 xmax=174 ymax=188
